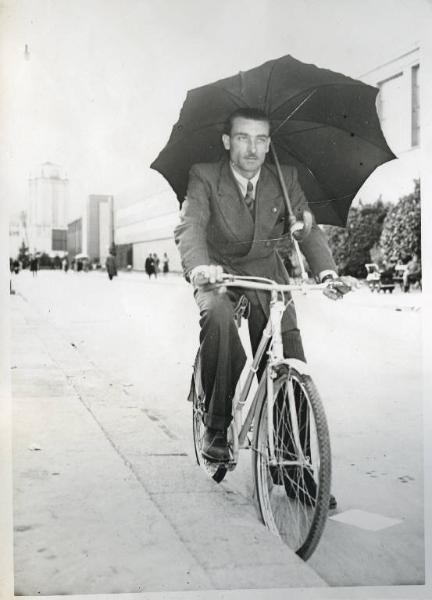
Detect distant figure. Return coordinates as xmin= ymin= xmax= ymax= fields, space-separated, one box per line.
xmin=77 ymin=259 xmax=83 ymax=272
xmin=162 ymin=252 xmax=169 ymax=275
xmin=30 ymin=256 xmax=38 ymax=277
xmin=145 ymin=253 xmax=156 ymax=279
xmin=153 ymin=253 xmax=160 ymax=278
xmin=63 ymin=257 xmax=69 ymax=273
xmin=105 ymin=253 xmax=117 ymax=281
xmin=12 ymin=259 xmax=20 ymax=274
xmin=403 ymin=254 xmax=421 ymax=292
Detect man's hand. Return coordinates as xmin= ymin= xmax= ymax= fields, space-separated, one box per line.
xmin=190 ymin=264 xmax=224 ymax=287
xmin=322 ymin=275 xmax=352 ymax=301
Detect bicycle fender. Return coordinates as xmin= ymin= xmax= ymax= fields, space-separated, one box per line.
xmin=284 ymin=358 xmax=311 ymax=376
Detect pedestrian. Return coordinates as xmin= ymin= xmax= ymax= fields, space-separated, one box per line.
xmin=145 ymin=253 xmax=156 ymax=279
xmin=63 ymin=256 xmax=69 ymax=273
xmin=162 ymin=252 xmax=169 ymax=274
xmin=105 ymin=252 xmax=117 ymax=281
xmin=153 ymin=253 xmax=160 ymax=278
xmin=30 ymin=255 xmax=38 ymax=277
xmin=402 ymin=254 xmax=421 ymax=292
xmin=174 ymin=107 xmax=349 ymax=504
xmin=13 ymin=259 xmax=20 ymax=274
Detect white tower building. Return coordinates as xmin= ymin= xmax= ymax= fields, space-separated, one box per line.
xmin=28 ymin=162 xmax=69 ymax=254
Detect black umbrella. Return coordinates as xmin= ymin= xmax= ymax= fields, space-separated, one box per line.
xmin=151 ymin=54 xmax=396 ymax=227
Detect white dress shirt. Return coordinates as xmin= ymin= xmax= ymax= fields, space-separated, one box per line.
xmin=230 ymin=164 xmax=260 ymax=199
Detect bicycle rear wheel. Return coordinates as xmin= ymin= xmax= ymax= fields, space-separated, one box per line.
xmin=191 ymin=352 xmax=227 ymax=483
xmin=252 ymin=364 xmax=331 ymax=560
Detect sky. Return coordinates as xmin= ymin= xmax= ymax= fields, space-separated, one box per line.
xmin=1 ymin=0 xmax=431 ymax=221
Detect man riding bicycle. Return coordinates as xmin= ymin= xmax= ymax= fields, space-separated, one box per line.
xmin=174 ymin=108 xmax=347 ymax=478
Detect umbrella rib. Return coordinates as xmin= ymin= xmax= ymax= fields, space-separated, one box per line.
xmin=263 ymin=61 xmax=279 ymax=113
xmin=271 ymin=89 xmax=318 ymax=135
xmin=270 ymin=81 xmax=365 ymax=120
xmin=274 ymin=116 xmax=395 ymax=157
xmin=213 ymin=82 xmax=250 ymax=108
xmin=270 ymin=83 xmax=393 ymax=152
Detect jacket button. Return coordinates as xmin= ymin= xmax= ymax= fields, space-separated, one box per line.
xmin=272 ymin=207 xmax=277 ymax=213
xmin=265 ymin=241 xmax=271 ymax=247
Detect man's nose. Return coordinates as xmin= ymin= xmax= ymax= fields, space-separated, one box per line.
xmin=248 ymin=138 xmax=257 ymax=153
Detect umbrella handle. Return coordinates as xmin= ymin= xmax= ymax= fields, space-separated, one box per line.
xmin=271 ymin=144 xmax=295 ymax=224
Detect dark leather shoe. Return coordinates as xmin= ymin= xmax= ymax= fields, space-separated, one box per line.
xmin=202 ymin=428 xmax=229 ymax=463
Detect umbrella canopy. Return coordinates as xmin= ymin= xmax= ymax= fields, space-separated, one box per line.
xmin=74 ymin=253 xmax=89 ymax=260
xmin=151 ymin=54 xmax=396 ymax=227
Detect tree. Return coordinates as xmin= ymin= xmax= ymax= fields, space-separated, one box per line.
xmin=323 ymin=199 xmax=389 ymax=278
xmin=380 ymin=180 xmax=421 ymax=263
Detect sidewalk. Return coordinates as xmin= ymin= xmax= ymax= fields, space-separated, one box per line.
xmin=11 ymin=289 xmax=326 ymax=595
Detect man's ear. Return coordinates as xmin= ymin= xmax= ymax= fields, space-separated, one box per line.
xmin=265 ymin=137 xmax=271 ymax=153
xmin=222 ymin=134 xmax=230 ymax=150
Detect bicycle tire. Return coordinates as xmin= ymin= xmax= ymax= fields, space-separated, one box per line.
xmin=252 ymin=364 xmax=331 ymax=560
xmin=191 ymin=352 xmax=227 ymax=483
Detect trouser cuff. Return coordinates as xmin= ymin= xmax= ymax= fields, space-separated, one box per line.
xmin=203 ymin=411 xmax=232 ymax=431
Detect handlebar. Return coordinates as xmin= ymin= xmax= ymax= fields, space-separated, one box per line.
xmin=209 ymin=274 xmax=327 ymax=293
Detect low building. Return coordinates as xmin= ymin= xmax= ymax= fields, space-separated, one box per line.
xmin=115 ymin=190 xmax=181 ymax=271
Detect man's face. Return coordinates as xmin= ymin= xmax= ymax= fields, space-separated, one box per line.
xmin=222 ymin=117 xmax=270 ymax=178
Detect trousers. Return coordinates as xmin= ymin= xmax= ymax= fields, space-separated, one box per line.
xmin=194 ymin=287 xmax=306 ymax=430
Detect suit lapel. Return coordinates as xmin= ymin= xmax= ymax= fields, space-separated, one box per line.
xmin=214 ymin=161 xmax=286 ymax=252
xmin=216 ymin=161 xmax=255 ymax=243
xmin=253 ymin=164 xmax=286 ymax=243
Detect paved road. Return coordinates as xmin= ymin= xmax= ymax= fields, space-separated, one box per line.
xmin=10 ymin=269 xmax=424 ymax=595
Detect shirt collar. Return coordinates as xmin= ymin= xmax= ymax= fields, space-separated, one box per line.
xmin=230 ymin=163 xmax=261 ymax=196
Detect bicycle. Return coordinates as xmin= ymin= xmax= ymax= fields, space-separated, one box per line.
xmin=189 ymin=274 xmax=333 ymax=560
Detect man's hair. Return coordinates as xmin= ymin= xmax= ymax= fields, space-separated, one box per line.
xmin=224 ymin=108 xmax=271 ymax=135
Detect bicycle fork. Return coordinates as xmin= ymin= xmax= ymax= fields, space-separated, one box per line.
xmin=266 ymin=292 xmax=307 ymax=468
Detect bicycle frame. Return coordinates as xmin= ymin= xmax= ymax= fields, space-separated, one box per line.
xmin=220 ymin=276 xmax=324 ymax=467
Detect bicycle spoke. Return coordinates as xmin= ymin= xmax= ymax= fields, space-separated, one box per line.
xmin=253 ymin=368 xmax=331 ymax=559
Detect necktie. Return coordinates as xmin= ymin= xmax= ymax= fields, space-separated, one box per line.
xmin=244 ymin=180 xmax=254 ymax=214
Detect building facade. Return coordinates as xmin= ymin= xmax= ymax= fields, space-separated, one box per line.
xmin=115 ymin=190 xmax=181 ymax=271
xmin=87 ymin=195 xmax=114 ymax=264
xmin=67 ymin=218 xmax=83 ymax=258
xmin=27 ymin=162 xmax=69 ymax=255
xmin=8 ymin=212 xmax=27 ymax=259
xmin=358 ymin=45 xmax=420 ymax=204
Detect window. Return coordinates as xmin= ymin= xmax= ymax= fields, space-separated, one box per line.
xmin=411 ymin=65 xmax=420 ymax=147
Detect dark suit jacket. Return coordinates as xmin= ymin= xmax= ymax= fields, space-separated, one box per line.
xmin=174 ymin=159 xmax=336 ymax=330
xmin=175 ymin=158 xmax=335 ymax=277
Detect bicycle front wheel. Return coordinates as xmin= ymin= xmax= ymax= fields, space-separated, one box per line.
xmin=252 ymin=364 xmax=331 ymax=560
